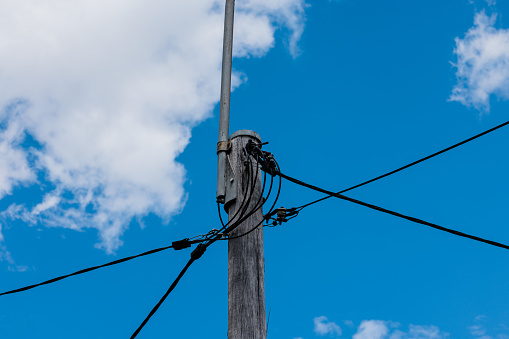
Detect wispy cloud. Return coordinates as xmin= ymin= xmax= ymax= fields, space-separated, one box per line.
xmin=353 ymin=320 xmax=390 ymax=339
xmin=450 ymin=11 xmax=509 ymax=111
xmin=295 ymin=318 xmax=449 ymax=339
xmin=314 ymin=316 xmax=342 ymax=336
xmin=0 ymin=213 xmax=28 ymax=272
xmin=0 ymin=244 xmax=28 ymax=273
xmin=468 ymin=315 xmax=509 ymax=339
xmin=0 ymin=103 xmax=35 ymax=199
xmin=0 ymin=0 xmax=305 ymax=254
xmin=390 ymin=324 xmax=449 ymax=339
xmin=352 ymin=320 xmax=448 ymax=339
xmin=469 ymin=315 xmax=492 ymax=339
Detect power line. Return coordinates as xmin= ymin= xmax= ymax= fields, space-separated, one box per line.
xmin=278 ymin=171 xmax=509 ymax=252
xmin=0 ymin=240 xmax=207 ymax=297
xmin=130 ymin=244 xmax=206 ymax=339
xmin=226 ymin=159 xmax=282 ymax=240
xmin=3 ymin=178 xmax=269 ymax=299
xmin=294 ymin=119 xmax=509 ymax=211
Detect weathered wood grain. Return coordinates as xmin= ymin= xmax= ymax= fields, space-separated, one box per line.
xmin=227 ymin=131 xmax=266 ymax=339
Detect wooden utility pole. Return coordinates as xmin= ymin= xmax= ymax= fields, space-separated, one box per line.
xmin=225 ymin=130 xmax=266 ymax=339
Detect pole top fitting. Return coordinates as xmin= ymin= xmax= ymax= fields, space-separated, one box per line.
xmin=229 ymin=129 xmax=261 ymax=143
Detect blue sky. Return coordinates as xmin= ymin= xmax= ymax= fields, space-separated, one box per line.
xmin=1 ymin=0 xmax=509 ymax=338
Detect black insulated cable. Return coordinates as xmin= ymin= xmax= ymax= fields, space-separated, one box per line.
xmin=224 ymin=167 xmax=270 ymax=236
xmin=0 ymin=239 xmax=205 ymax=297
xmin=278 ymin=171 xmax=509 ymax=252
xmin=226 ymin=159 xmax=282 ymax=240
xmin=130 ymin=255 xmax=197 ymax=339
xmin=216 ymin=150 xmax=258 ymax=235
xmin=294 ymin=119 xmax=509 ymax=211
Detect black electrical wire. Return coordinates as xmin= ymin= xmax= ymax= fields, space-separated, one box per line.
xmin=130 ymin=254 xmax=197 ymax=339
xmin=217 ymin=152 xmax=254 ymax=230
xmin=226 ymin=162 xmax=267 ymax=232
xmin=228 ymin=177 xmax=281 ymax=239
xmin=216 ymin=150 xmax=259 ymax=235
xmin=217 ymin=151 xmax=272 ymax=239
xmin=226 ymin=217 xmax=266 ymax=240
xmin=224 ymin=168 xmax=270 ymax=236
xmin=278 ymin=171 xmax=509 ymax=251
xmin=227 ymin=148 xmax=284 ymax=238
xmin=224 ymin=165 xmax=274 ymax=235
xmin=0 ymin=243 xmax=198 ymax=297
xmin=217 ymin=202 xmax=227 ymax=231
xmin=295 ymin=119 xmax=509 ymax=211
xmin=223 ymin=147 xmax=269 ymax=233
xmin=227 ymin=158 xmax=282 ymax=240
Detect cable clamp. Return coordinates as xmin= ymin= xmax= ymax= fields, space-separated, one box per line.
xmin=264 ymin=207 xmax=299 ymax=226
xmin=191 ymin=243 xmax=207 ymax=261
xmin=172 ymin=239 xmax=192 ymax=251
xmin=217 ymin=141 xmax=231 ymax=154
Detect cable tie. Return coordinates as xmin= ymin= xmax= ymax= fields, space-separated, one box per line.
xmin=191 ymin=243 xmax=207 ymax=261
xmin=172 ymin=239 xmax=192 ymax=250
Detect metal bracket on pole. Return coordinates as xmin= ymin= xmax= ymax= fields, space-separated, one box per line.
xmin=217 ymin=141 xmax=231 ymax=154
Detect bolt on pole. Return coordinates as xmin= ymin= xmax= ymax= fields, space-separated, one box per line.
xmin=216 ymin=0 xmax=235 ymax=204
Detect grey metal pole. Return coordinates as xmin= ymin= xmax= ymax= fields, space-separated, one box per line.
xmin=227 ymin=130 xmax=266 ymax=339
xmin=216 ymin=0 xmax=236 ymax=203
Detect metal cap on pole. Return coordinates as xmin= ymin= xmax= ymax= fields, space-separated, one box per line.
xmin=216 ymin=0 xmax=236 ymax=204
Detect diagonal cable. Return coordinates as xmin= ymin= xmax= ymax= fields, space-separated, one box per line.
xmin=278 ymin=171 xmax=509 ymax=251
xmin=0 ymin=239 xmax=203 ymax=297
xmin=295 ymin=119 xmax=509 ymax=210
xmin=130 ymin=252 xmax=199 ymax=339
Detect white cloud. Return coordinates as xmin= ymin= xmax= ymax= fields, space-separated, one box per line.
xmin=237 ymin=0 xmax=306 ymax=57
xmin=467 ymin=315 xmax=509 ymax=339
xmin=352 ymin=320 xmax=448 ymax=339
xmin=0 ymin=104 xmax=35 ymax=199
xmin=0 ymin=0 xmax=305 ymax=253
xmin=0 ymin=243 xmax=28 ymax=273
xmin=450 ymin=11 xmax=509 ymax=111
xmin=314 ymin=316 xmax=342 ymax=336
xmin=296 ymin=318 xmax=449 ymax=339
xmin=469 ymin=322 xmax=491 ymax=339
xmin=354 ymin=320 xmax=389 ymax=339
xmin=390 ymin=325 xmax=449 ymax=339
